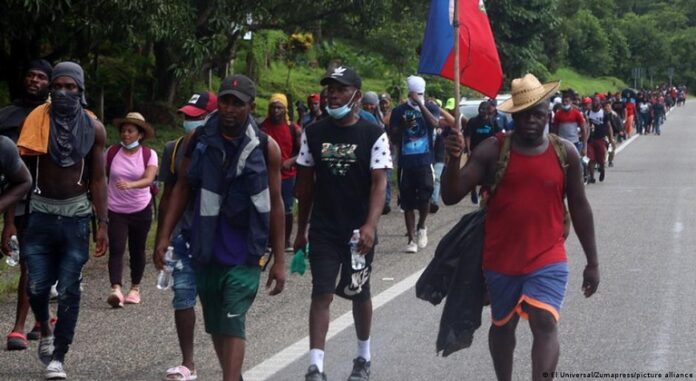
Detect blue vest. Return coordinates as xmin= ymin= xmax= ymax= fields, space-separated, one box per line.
xmin=187 ymin=114 xmax=270 ymax=267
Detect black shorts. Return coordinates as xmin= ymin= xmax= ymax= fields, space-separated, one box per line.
xmin=398 ymin=165 xmax=434 ymax=211
xmin=308 ymin=239 xmax=374 ymax=301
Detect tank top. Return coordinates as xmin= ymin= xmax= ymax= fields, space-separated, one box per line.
xmin=483 ymin=141 xmax=567 ymax=275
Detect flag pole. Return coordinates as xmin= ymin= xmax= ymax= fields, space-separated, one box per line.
xmin=453 ymin=0 xmax=461 ymax=131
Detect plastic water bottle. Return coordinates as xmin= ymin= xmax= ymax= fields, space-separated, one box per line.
xmin=156 ymin=246 xmax=175 ymax=290
xmin=349 ymin=229 xmax=365 ymax=271
xmin=5 ymin=235 xmax=19 ymax=267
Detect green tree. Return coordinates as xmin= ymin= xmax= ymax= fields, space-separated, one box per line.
xmin=563 ymin=10 xmax=613 ymax=76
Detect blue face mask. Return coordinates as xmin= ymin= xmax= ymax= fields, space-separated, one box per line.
xmin=183 ymin=120 xmax=205 ymax=133
xmin=562 ymin=104 xmax=571 ymax=111
xmin=326 ymin=91 xmax=357 ymax=120
xmin=120 ymin=140 xmax=140 ymax=150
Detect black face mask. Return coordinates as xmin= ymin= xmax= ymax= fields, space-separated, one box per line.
xmin=50 ymin=89 xmax=82 ymax=116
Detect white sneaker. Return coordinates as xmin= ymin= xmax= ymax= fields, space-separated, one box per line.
xmin=38 ymin=336 xmax=54 ymax=366
xmin=417 ymin=228 xmax=428 ymax=248
xmin=405 ymin=241 xmax=418 ymax=254
xmin=46 ymin=360 xmax=67 ymax=380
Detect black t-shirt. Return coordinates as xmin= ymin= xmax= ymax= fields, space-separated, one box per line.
xmin=0 ymin=136 xmax=22 ymax=177
xmin=464 ymin=115 xmax=497 ymax=149
xmin=0 ymin=100 xmax=36 ymax=142
xmin=297 ymin=118 xmax=392 ymax=243
xmin=587 ymin=109 xmax=609 ymax=140
xmin=652 ymin=103 xmax=666 ymax=116
xmin=612 ymin=101 xmax=625 ymax=119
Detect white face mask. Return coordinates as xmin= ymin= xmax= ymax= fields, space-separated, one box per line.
xmin=120 ymin=140 xmax=140 ymax=150
xmin=183 ymin=120 xmax=205 ymax=133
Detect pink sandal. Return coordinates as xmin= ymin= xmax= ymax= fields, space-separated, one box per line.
xmin=164 ymin=365 xmax=197 ymax=381
xmin=125 ymin=288 xmax=141 ymax=304
xmin=6 ymin=332 xmax=28 ymax=350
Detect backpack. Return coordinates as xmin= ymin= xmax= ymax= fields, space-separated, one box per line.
xmin=106 ymin=145 xmax=160 ymax=197
xmin=487 ymin=133 xmax=571 ymax=239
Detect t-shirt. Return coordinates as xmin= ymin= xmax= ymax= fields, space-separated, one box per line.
xmin=107 ymin=146 xmax=158 ymax=214
xmin=296 ymin=118 xmax=392 ymax=243
xmin=638 ymin=101 xmax=651 ymax=114
xmin=0 ymin=100 xmax=36 ymax=142
xmin=464 ymin=115 xmax=497 ymax=149
xmin=552 ymin=107 xmax=585 ymax=144
xmin=260 ymin=119 xmax=299 ymax=180
xmin=0 ymin=136 xmax=22 ymax=178
xmin=587 ymin=109 xmax=608 ymax=140
xmin=625 ymin=102 xmax=636 ymax=117
xmin=358 ymin=109 xmax=379 ymax=125
xmin=612 ymin=101 xmax=625 ymax=119
xmin=389 ymin=102 xmax=440 ymax=169
xmin=652 ymin=103 xmax=666 ymax=116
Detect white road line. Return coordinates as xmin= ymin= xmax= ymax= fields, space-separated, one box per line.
xmin=615 ymin=133 xmax=639 ymax=154
xmin=243 ymin=270 xmax=424 ymax=381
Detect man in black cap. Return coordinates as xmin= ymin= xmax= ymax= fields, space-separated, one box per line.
xmin=155 ymin=74 xmax=286 ymax=381
xmin=17 ymin=61 xmax=109 ymax=380
xmin=0 ymin=59 xmax=52 ymax=352
xmin=294 ymin=66 xmax=391 ymax=381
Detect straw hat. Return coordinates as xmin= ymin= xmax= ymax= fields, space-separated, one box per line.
xmin=113 ymin=112 xmax=155 ymax=140
xmin=497 ymin=74 xmax=560 ymax=113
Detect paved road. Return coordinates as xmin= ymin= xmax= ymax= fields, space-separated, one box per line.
xmin=1 ymin=104 xmax=695 ymax=380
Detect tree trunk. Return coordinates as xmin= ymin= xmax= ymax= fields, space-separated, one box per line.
xmin=153 ymin=40 xmax=177 ymax=106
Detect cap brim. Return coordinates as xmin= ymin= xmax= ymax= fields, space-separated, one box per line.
xmin=178 ymin=105 xmax=207 ymax=118
xmin=320 ymin=76 xmax=352 ymax=87
xmin=497 ymin=81 xmax=561 ymax=114
xmin=218 ymin=90 xmax=252 ymax=103
xmin=114 ymin=118 xmax=155 ymax=140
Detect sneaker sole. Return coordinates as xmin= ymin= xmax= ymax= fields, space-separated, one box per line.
xmin=46 ymin=373 xmax=67 ymax=380
xmin=107 ymin=295 xmax=124 ymax=308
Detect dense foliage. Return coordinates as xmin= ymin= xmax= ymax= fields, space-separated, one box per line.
xmin=1 ymin=0 xmax=692 ymax=122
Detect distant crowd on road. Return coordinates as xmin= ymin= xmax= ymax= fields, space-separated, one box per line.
xmin=0 ymin=58 xmax=686 ymax=381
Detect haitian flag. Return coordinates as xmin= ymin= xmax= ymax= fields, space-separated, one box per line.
xmin=418 ymin=0 xmax=503 ymax=98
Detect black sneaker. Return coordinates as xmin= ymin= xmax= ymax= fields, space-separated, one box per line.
xmin=347 ymin=357 xmax=371 ymax=381
xmin=429 ymin=203 xmax=439 ymax=214
xmin=382 ymin=205 xmax=391 ymax=215
xmin=608 ymin=162 xmax=613 ymax=168
xmin=588 ymin=177 xmax=596 ymax=184
xmin=599 ymin=167 xmax=605 ymax=182
xmin=305 ymin=365 xmax=327 ymax=381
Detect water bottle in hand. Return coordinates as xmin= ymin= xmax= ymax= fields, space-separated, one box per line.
xmin=5 ymin=235 xmax=19 ymax=267
xmin=349 ymin=229 xmax=365 ymax=271
xmin=156 ymin=246 xmax=175 ymax=290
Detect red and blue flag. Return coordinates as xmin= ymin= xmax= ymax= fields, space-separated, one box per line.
xmin=418 ymin=0 xmax=503 ymax=98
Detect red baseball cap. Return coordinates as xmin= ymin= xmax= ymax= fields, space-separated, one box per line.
xmin=179 ymin=91 xmax=217 ymax=118
xmin=307 ymin=93 xmax=320 ymax=103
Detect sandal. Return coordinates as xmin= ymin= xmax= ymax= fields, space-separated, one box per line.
xmin=125 ymin=288 xmax=141 ymax=305
xmin=6 ymin=332 xmax=28 ymax=351
xmin=27 ymin=317 xmax=57 ymax=341
xmin=164 ymin=365 xmax=197 ymax=381
xmin=107 ymin=287 xmax=124 ymax=308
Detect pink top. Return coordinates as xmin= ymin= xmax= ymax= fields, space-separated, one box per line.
xmin=107 ymin=147 xmax=158 ymax=214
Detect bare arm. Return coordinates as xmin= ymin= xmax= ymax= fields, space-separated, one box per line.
xmin=441 ymin=127 xmax=496 ymax=205
xmin=117 ymin=165 xmax=157 ymax=189
xmin=358 ymin=169 xmax=387 ymax=254
xmin=563 ymin=140 xmax=599 ymax=297
xmin=292 ymin=165 xmax=314 ymax=252
xmin=438 ymin=108 xmax=455 ymax=128
xmin=265 ymin=137 xmax=286 ymax=295
xmin=89 ymin=121 xmax=109 ymax=257
xmin=154 ymin=134 xmax=194 ymax=269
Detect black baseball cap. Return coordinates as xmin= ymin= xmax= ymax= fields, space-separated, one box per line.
xmin=219 ymin=74 xmax=256 ymax=103
xmin=320 ymin=66 xmax=362 ymax=89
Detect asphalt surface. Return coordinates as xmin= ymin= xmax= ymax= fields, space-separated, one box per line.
xmin=1 ymin=103 xmax=695 ymax=380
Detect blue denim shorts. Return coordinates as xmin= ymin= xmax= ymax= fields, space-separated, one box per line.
xmin=171 ymin=234 xmax=197 ymax=310
xmin=281 ymin=177 xmax=296 ymax=215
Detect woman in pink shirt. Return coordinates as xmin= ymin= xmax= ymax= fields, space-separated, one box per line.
xmin=105 ymin=112 xmax=158 ymax=308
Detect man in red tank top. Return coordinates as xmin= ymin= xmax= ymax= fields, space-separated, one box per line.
xmin=441 ymin=74 xmax=600 ymax=381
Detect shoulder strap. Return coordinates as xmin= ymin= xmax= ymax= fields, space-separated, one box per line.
xmin=547 ymin=134 xmax=568 ymax=177
xmin=105 ymin=145 xmax=121 ymax=177
xmin=141 ymin=146 xmax=152 ymax=171
xmin=170 ymin=136 xmax=185 ymax=175
xmin=489 ymin=133 xmax=512 ymax=196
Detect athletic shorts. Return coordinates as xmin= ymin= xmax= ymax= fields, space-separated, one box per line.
xmin=196 ymin=264 xmax=260 ymax=338
xmin=308 ymin=239 xmax=374 ymax=301
xmin=484 ymin=262 xmax=569 ymax=326
xmin=398 ymin=165 xmax=434 ymax=211
xmin=587 ymin=139 xmax=607 ymax=165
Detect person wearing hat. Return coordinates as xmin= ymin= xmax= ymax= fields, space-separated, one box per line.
xmin=388 ymin=75 xmax=441 ymax=254
xmin=155 ymin=74 xmax=286 ymax=381
xmin=441 ymin=73 xmax=600 ymax=381
xmin=361 ymin=91 xmax=383 ymax=128
xmin=487 ymin=98 xmax=510 ymax=133
xmin=17 ymin=61 xmax=109 ymax=379
xmin=104 ymin=112 xmax=158 ymax=309
xmin=157 ymin=91 xmax=218 ymax=381
xmin=0 ymin=59 xmax=53 ymax=352
xmin=378 ymin=92 xmax=392 ymax=126
xmin=260 ymin=93 xmax=302 ymax=252
xmin=302 ymin=92 xmax=323 ymax=128
xmin=294 ymin=66 xmax=391 ymax=381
